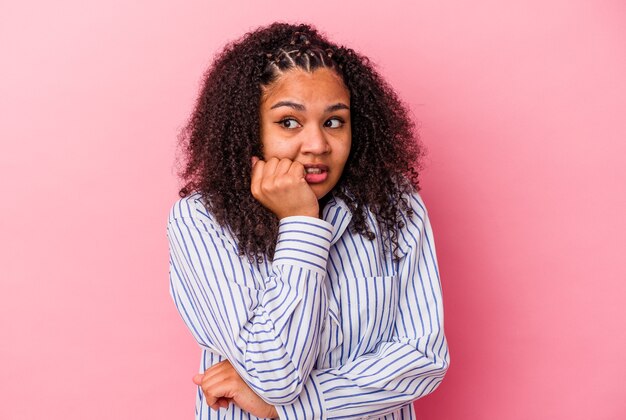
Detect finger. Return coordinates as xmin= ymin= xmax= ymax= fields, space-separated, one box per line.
xmin=199 ymin=373 xmax=221 ymax=408
xmin=257 ymin=158 xmax=280 ymax=195
xmin=275 ymin=158 xmax=293 ymax=176
xmin=202 ymin=360 xmax=230 ymax=381
xmin=217 ymin=397 xmax=231 ymax=409
xmin=192 ymin=373 xmax=203 ymax=385
xmin=208 ymin=396 xmax=231 ymax=411
xmin=250 ymin=159 xmax=265 ymax=197
xmin=200 ymin=378 xmax=228 ymax=410
xmin=251 ymin=158 xmax=265 ymax=178
xmin=203 ymin=359 xmax=229 ymax=373
xmin=199 ymin=361 xmax=233 ymax=406
xmin=203 ymin=389 xmax=218 ymax=409
xmin=262 ymin=157 xmax=280 ymax=179
xmin=287 ymin=160 xmax=306 ymax=179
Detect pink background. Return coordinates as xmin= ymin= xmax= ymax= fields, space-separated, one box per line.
xmin=1 ymin=1 xmax=625 ymax=419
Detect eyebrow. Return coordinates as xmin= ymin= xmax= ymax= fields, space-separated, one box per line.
xmin=269 ymin=101 xmax=350 ymax=112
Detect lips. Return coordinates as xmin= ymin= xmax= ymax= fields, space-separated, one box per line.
xmin=304 ymin=164 xmax=329 ymax=184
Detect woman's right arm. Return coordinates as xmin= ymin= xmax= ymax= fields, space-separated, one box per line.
xmin=167 ymin=196 xmax=332 ymax=405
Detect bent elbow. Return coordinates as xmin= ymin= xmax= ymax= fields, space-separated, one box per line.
xmin=256 ymin=374 xmax=306 ymax=405
xmin=263 ymin=388 xmax=302 ymax=406
xmin=413 ymin=355 xmax=450 ymax=400
xmin=437 ymin=352 xmax=450 ymax=377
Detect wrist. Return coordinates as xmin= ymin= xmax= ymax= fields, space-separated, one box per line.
xmin=277 ymin=208 xmax=319 ymax=219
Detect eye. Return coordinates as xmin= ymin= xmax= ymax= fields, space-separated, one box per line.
xmin=277 ymin=118 xmax=302 ymax=129
xmin=324 ymin=117 xmax=344 ymax=128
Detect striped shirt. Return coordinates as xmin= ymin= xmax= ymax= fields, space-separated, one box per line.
xmin=167 ymin=189 xmax=449 ymax=419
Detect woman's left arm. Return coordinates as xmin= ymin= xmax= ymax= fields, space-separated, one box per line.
xmin=197 ymin=192 xmax=450 ymax=418
xmin=275 ymin=191 xmax=450 ymax=419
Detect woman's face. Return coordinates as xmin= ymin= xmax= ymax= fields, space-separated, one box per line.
xmin=259 ymin=67 xmax=352 ymax=200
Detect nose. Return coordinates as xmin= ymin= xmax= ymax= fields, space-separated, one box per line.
xmin=301 ymin=125 xmax=330 ymax=155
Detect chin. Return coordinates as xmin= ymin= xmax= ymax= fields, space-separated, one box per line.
xmin=312 ymin=186 xmax=330 ymax=200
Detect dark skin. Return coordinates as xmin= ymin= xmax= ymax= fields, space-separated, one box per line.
xmin=192 ymin=67 xmax=352 ymax=417
xmin=177 ymin=23 xmax=423 ymax=264
xmin=193 ymin=360 xmax=277 ymax=417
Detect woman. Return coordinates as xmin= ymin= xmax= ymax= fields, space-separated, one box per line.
xmin=167 ymin=22 xmax=449 ymax=419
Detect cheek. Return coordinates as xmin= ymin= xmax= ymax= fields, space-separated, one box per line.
xmin=260 ymin=124 xmax=291 ymax=158
xmin=337 ymin=140 xmax=352 ymax=168
xmin=261 ymin=138 xmax=299 ymax=160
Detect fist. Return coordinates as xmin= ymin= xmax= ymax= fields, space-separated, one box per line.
xmin=250 ymin=157 xmax=319 ymax=219
xmin=193 ymin=360 xmax=279 ymax=419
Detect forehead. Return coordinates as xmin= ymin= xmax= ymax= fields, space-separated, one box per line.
xmin=260 ymin=68 xmax=350 ymax=107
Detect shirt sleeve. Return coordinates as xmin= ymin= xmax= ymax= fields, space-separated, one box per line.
xmin=275 ymin=192 xmax=450 ymax=419
xmin=167 ymin=196 xmax=333 ymax=405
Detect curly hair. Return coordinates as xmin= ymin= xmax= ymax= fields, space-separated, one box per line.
xmin=176 ymin=22 xmax=424 ymax=261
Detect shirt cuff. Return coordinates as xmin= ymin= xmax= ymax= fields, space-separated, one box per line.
xmin=275 ymin=370 xmax=326 ymax=420
xmin=273 ymin=216 xmax=333 ymax=276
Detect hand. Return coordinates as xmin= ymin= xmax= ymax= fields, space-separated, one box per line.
xmin=250 ymin=156 xmax=319 ymax=219
xmin=192 ymin=360 xmax=279 ymax=419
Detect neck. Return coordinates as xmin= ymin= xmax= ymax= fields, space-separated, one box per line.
xmin=318 ymin=193 xmax=333 ymax=219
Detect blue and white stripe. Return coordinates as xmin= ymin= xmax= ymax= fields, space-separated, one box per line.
xmin=167 ymin=190 xmax=449 ymax=419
